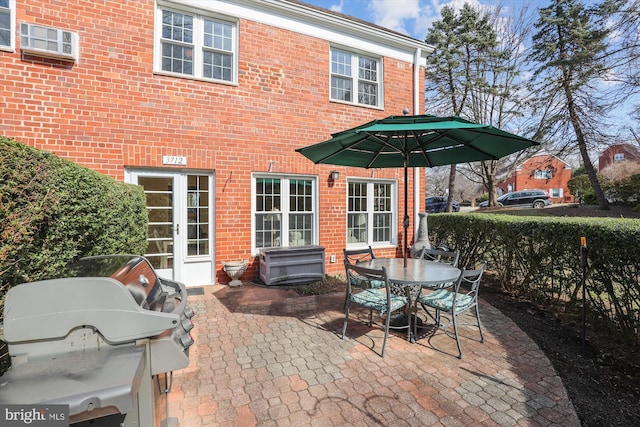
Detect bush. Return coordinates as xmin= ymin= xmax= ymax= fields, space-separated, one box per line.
xmin=428 ymin=213 xmax=640 ymax=346
xmin=609 ymin=173 xmax=640 ymax=206
xmin=0 ymin=137 xmax=148 ymax=289
xmin=476 ymin=194 xmax=489 ymax=204
xmin=583 ymin=192 xmax=598 ymax=205
xmin=568 ymin=172 xmax=618 ymax=205
xmin=293 ymin=274 xmax=346 ymax=296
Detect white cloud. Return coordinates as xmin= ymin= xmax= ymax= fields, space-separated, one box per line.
xmin=366 ymin=0 xmax=420 ymax=35
xmin=328 ymin=0 xmax=345 ymax=13
xmin=363 ymin=0 xmax=488 ymax=40
xmin=356 ymin=0 xmax=541 ymax=41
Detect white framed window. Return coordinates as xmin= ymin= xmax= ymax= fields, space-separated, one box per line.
xmin=331 ymin=47 xmax=381 ymax=107
xmin=155 ymin=4 xmax=237 ymax=83
xmin=614 ymin=153 xmax=625 ymax=162
xmin=0 ymin=0 xmax=15 ymax=51
xmin=533 ymin=169 xmax=552 ymax=179
xmin=253 ymin=175 xmax=317 ymax=251
xmin=347 ymin=180 xmax=396 ymax=246
xmin=550 ymin=188 xmax=563 ymax=198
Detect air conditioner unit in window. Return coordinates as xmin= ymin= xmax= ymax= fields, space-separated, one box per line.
xmin=20 ymin=22 xmax=78 ymax=61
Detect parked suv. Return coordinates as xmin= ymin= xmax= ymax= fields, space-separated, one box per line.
xmin=426 ymin=196 xmax=460 ymax=213
xmin=479 ymin=190 xmax=551 ymax=209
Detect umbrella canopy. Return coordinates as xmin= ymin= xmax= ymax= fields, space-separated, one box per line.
xmin=296 ymin=114 xmax=539 ymax=265
xmin=296 ymin=115 xmax=539 ymax=168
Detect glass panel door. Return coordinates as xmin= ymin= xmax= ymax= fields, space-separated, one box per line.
xmin=187 ymin=174 xmax=210 ymax=256
xmin=139 ymin=176 xmax=175 ymax=274
xmin=128 ymin=170 xmax=215 ymax=285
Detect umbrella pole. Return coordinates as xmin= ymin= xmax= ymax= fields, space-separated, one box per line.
xmin=403 ymin=163 xmax=408 ymax=268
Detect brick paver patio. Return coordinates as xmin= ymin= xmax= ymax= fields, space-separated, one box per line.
xmin=154 ymin=283 xmax=579 ymax=426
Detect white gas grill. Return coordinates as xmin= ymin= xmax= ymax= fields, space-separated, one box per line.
xmin=0 ymin=255 xmax=195 ymax=426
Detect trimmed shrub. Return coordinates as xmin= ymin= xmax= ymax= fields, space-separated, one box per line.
xmin=610 ymin=173 xmax=640 ymax=207
xmin=428 ymin=213 xmax=640 ymax=346
xmin=1 ymin=137 xmax=148 ymax=288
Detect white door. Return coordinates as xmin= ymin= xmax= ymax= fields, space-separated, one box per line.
xmin=127 ymin=170 xmax=215 ymax=286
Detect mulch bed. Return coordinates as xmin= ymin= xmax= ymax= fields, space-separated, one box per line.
xmin=479 ymin=278 xmax=640 ymax=427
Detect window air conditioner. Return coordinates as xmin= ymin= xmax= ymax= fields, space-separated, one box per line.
xmin=20 ymin=22 xmax=78 ymax=61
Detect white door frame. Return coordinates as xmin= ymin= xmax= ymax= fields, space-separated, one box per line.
xmin=126 ymin=169 xmax=215 ymax=286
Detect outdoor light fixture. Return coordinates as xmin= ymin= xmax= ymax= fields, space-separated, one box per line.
xmin=331 ymin=170 xmax=340 ymax=180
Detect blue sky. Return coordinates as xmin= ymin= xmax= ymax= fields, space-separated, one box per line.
xmin=301 ymin=0 xmax=635 ymax=131
xmin=300 ymin=0 xmax=551 ymax=40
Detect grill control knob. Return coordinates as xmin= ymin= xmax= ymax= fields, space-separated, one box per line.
xmin=183 ymin=306 xmax=195 ymax=319
xmin=180 ymin=334 xmax=194 ymax=349
xmin=181 ymin=318 xmax=194 ymax=333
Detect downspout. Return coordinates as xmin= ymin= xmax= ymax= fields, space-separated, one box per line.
xmin=413 ymin=47 xmax=422 ymax=244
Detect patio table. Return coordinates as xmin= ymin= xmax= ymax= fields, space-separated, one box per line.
xmin=358 ymin=258 xmax=461 ymax=343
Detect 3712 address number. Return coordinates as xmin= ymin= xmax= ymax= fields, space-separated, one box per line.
xmin=162 ymin=156 xmax=187 ymax=165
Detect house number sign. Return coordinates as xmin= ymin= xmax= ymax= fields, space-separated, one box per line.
xmin=163 ymin=155 xmax=187 ymax=166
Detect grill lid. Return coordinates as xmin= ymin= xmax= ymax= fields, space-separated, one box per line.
xmin=63 ymin=255 xmax=165 ymax=311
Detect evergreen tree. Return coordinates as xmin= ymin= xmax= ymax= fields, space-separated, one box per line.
xmin=425 ymin=4 xmax=532 ymax=207
xmin=529 ymin=0 xmax=615 ymax=209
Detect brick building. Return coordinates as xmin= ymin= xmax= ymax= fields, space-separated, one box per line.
xmin=0 ymin=0 xmax=431 ymax=286
xmin=499 ymin=154 xmax=573 ymax=203
xmin=598 ymin=143 xmax=640 ymax=171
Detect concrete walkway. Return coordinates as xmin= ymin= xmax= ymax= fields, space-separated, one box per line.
xmin=155 ymin=283 xmax=580 ymax=426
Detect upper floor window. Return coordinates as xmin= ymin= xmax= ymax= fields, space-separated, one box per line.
xmin=254 ymin=175 xmax=317 ymax=251
xmin=533 ymin=169 xmax=552 ymax=179
xmin=347 ymin=180 xmax=395 ymax=246
xmin=0 ymin=0 xmax=14 ymax=50
xmin=156 ymin=6 xmax=236 ymax=83
xmin=614 ymin=153 xmax=625 ymax=162
xmin=331 ymin=48 xmax=381 ymax=107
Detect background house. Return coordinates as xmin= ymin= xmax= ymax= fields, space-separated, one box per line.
xmin=598 ymin=143 xmax=640 ymax=181
xmin=598 ymin=143 xmax=640 ymax=170
xmin=499 ymin=154 xmax=573 ymax=203
xmin=0 ymin=0 xmax=432 ymax=286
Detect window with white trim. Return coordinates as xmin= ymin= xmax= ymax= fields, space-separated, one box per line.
xmin=533 ymin=169 xmax=552 ymax=179
xmin=347 ymin=180 xmax=395 ymax=246
xmin=550 ymin=188 xmax=563 ymax=198
xmin=331 ymin=48 xmax=381 ymax=107
xmin=156 ymin=6 xmax=236 ymax=83
xmin=614 ymin=153 xmax=625 ymax=162
xmin=0 ymin=0 xmax=14 ymax=50
xmin=254 ymin=175 xmax=316 ymax=250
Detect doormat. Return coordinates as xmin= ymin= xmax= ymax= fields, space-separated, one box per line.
xmin=187 ymin=287 xmax=204 ymax=296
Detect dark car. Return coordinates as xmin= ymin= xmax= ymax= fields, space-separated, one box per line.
xmin=479 ymin=190 xmax=552 ymax=209
xmin=425 ymin=196 xmax=460 ymax=213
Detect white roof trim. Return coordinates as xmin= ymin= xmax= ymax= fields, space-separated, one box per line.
xmin=523 ymin=153 xmax=572 ymax=168
xmin=159 ymin=0 xmax=434 ymax=66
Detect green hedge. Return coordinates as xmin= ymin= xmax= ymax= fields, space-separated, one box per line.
xmin=0 ymin=137 xmax=148 ymax=289
xmin=428 ymin=213 xmax=640 ymax=346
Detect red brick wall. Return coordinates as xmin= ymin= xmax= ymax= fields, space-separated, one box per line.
xmin=1 ymin=0 xmax=424 ymax=283
xmin=599 ymin=144 xmax=640 ymax=171
xmin=500 ymin=155 xmax=573 ymax=203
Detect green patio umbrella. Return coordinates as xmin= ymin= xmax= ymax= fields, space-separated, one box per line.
xmin=296 ymin=114 xmax=540 ymax=266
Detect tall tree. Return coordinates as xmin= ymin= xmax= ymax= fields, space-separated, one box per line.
xmin=528 ymin=0 xmax=615 ymax=209
xmin=424 ymin=6 xmax=465 ymax=212
xmin=425 ymin=4 xmax=532 ymax=208
xmin=599 ymin=0 xmax=640 ymax=140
